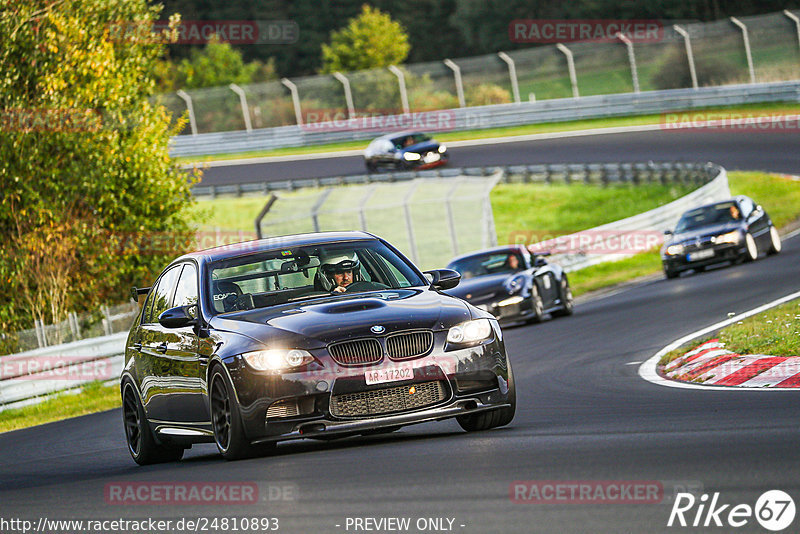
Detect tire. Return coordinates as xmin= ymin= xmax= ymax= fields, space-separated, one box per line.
xmin=551 ymin=276 xmax=573 ymax=317
xmin=664 ymin=267 xmax=679 ymax=279
xmin=122 ymin=382 xmax=184 ymax=465
xmin=743 ymin=232 xmax=758 ymax=262
xmin=209 ymin=366 xmax=273 ymax=460
xmin=767 ymin=225 xmax=782 ymax=255
xmin=457 ymin=359 xmax=516 ymax=432
xmin=365 ymin=161 xmax=378 ymax=173
xmin=526 ymin=285 xmax=545 ymax=323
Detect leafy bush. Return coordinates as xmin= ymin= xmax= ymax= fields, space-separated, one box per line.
xmin=465 ymin=84 xmax=512 ymax=106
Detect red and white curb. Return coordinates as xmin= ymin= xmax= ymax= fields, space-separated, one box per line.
xmin=639 ymin=289 xmax=800 ymax=391
xmin=663 ymin=339 xmax=800 ymax=387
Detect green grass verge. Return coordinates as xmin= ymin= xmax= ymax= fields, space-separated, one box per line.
xmin=660 ymin=298 xmax=800 ymax=367
xmin=178 ymin=102 xmax=799 ymax=163
xmin=0 ymin=381 xmax=120 ymax=434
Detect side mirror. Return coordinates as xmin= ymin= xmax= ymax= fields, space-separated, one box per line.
xmin=423 ymin=269 xmax=461 ymax=291
xmin=533 ymin=256 xmax=548 ymax=267
xmin=663 ymin=229 xmax=673 ymax=236
xmin=159 ymin=305 xmax=198 ymax=329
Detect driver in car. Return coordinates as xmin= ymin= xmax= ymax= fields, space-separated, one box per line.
xmin=319 ymin=251 xmax=361 ymax=293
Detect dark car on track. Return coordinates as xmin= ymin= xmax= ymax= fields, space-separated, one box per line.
xmin=661 ymin=195 xmax=781 ymax=279
xmin=121 ymin=232 xmax=514 ymax=464
xmin=444 ymin=245 xmax=573 ymax=324
xmin=364 ymin=131 xmax=448 ymax=172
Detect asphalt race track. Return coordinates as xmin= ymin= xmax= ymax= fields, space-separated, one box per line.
xmin=198 ymin=128 xmax=800 ymax=186
xmin=2 ymin=134 xmax=800 ymax=533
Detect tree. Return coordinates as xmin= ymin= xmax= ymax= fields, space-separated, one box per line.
xmin=0 ymin=0 xmax=197 ymax=333
xmin=172 ymin=38 xmax=276 ymax=90
xmin=321 ymin=4 xmax=410 ymax=74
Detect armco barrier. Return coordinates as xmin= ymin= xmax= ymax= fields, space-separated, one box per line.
xmin=171 ymin=81 xmax=800 ymax=158
xmin=0 ymin=162 xmax=729 ymax=409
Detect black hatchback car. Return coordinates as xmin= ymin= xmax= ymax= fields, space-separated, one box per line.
xmin=661 ymin=196 xmax=781 ymax=278
xmin=122 ymin=232 xmax=514 ymax=464
xmin=445 ymin=245 xmax=573 ymax=324
xmin=364 ymin=131 xmax=448 ymax=172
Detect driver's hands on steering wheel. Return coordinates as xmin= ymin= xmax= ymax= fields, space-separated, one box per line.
xmin=331 ymin=285 xmax=347 ymax=293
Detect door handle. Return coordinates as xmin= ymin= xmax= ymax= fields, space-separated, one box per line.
xmin=133 ymin=342 xmax=142 ymax=352
xmin=156 ymin=342 xmax=168 ymax=354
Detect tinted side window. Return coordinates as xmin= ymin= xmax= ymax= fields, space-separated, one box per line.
xmin=147 ymin=266 xmax=181 ymax=324
xmin=173 ymin=264 xmax=199 ymax=307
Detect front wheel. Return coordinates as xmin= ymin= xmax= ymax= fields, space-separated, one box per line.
xmin=551 ymin=276 xmax=573 ymax=317
xmin=526 ymin=285 xmax=545 ymax=323
xmin=767 ymin=225 xmax=782 ymax=255
xmin=122 ymin=382 xmax=184 ymax=465
xmin=457 ymin=359 xmax=515 ymax=432
xmin=743 ymin=232 xmax=758 ymax=262
xmin=210 ymin=367 xmax=273 ymax=460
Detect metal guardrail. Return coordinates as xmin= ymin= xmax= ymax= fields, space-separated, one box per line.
xmin=0 ymin=161 xmax=728 ymax=409
xmin=194 ymin=161 xmax=716 ymax=197
xmin=172 ymin=81 xmax=800 ymax=158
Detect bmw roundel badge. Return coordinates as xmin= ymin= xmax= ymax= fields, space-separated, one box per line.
xmin=370 ymin=325 xmax=385 ymax=334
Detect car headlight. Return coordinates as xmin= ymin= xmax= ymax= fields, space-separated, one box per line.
xmin=712 ymin=230 xmax=741 ymax=245
xmin=438 ymin=144 xmax=447 ymax=153
xmin=447 ymin=318 xmax=493 ymax=344
xmin=503 ymin=274 xmax=526 ymax=294
xmin=403 ymin=152 xmax=421 ymax=161
xmin=242 ymin=349 xmax=314 ymax=371
xmin=666 ymin=244 xmax=684 ymax=256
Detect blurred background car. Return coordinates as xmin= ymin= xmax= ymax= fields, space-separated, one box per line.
xmin=661 ymin=195 xmax=781 ymax=279
xmin=444 ymin=245 xmax=573 ymax=324
xmin=364 ymin=131 xmax=448 ymax=172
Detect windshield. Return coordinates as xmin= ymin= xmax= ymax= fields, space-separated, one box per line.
xmin=207 ymin=240 xmax=426 ymax=314
xmin=675 ymin=202 xmax=741 ymax=233
xmin=447 ymin=252 xmax=523 ymax=280
xmin=392 ymin=133 xmax=431 ymax=149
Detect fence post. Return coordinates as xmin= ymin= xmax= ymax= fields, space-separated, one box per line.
xmin=229 ymin=83 xmax=253 ymax=133
xmin=497 ymin=52 xmax=521 ymax=104
xmin=615 ymin=33 xmax=640 ymax=93
xmin=310 ymin=188 xmax=333 ymax=233
xmin=444 ymin=180 xmax=461 ymax=256
xmin=175 ymin=90 xmax=198 ymax=136
xmin=443 ymin=59 xmax=466 ymax=108
xmin=784 ymin=10 xmax=800 ymax=55
xmin=673 ymin=26 xmax=698 ymax=89
xmin=101 ymin=306 xmax=113 ymax=336
xmin=281 ymin=78 xmax=304 ymax=126
xmin=34 ymin=319 xmax=47 ymax=348
xmin=358 ymin=185 xmax=378 ymax=231
xmin=388 ymin=66 xmax=410 ymax=114
xmin=332 ymin=72 xmax=356 ymax=119
xmin=556 ymin=44 xmax=580 ymax=98
xmin=402 ymin=181 xmax=420 ymax=264
xmin=68 ymin=312 xmax=81 ymax=340
xmin=730 ymin=17 xmax=756 ymax=84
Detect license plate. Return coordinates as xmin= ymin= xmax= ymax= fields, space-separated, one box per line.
xmin=423 ymin=153 xmax=440 ymax=163
xmin=365 ymin=364 xmax=415 ymax=385
xmin=687 ymin=249 xmax=714 ymax=261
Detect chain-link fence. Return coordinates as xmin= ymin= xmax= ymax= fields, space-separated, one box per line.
xmin=256 ymin=172 xmax=502 ymax=271
xmin=1 ymin=302 xmax=139 ymax=355
xmin=163 ymin=11 xmax=800 ymax=134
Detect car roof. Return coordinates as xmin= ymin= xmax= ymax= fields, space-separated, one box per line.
xmin=172 ymin=231 xmax=378 ymax=265
xmin=448 ymin=245 xmax=528 ymax=264
xmin=372 ymin=131 xmax=427 ymax=142
xmin=683 ymin=196 xmax=748 ymax=214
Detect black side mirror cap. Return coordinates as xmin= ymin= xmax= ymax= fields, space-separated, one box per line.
xmin=664 ymin=229 xmax=673 ymax=235
xmin=158 ymin=305 xmax=198 ymax=329
xmin=423 ymin=269 xmax=461 ymax=291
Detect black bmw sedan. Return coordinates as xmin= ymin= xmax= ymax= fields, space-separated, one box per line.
xmin=121 ymin=232 xmax=514 ymax=463
xmin=363 ymin=131 xmax=448 ymax=172
xmin=445 ymin=245 xmax=573 ymax=324
xmin=661 ymin=195 xmax=781 ymax=279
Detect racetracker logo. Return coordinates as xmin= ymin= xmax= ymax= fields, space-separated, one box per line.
xmin=509 ymin=19 xmax=664 ymax=43
xmin=511 ymin=480 xmax=663 ymax=504
xmin=107 ymin=20 xmax=298 ymax=44
xmin=104 ymin=482 xmax=299 ymax=505
xmin=661 ymin=112 xmax=800 ymax=133
xmin=668 ymin=490 xmax=795 ymax=531
xmin=0 ymin=355 xmax=113 ymax=381
xmin=510 ymin=229 xmax=664 ymax=255
xmin=300 ymin=109 xmax=456 ymax=133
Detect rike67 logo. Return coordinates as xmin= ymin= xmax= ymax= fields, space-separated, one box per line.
xmin=668 ymin=490 xmax=795 ymax=531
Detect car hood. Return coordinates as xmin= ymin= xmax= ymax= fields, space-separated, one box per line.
xmin=209 ymin=288 xmax=471 ymax=348
xmin=444 ymin=273 xmax=512 ymax=300
xmin=402 ymin=140 xmax=439 ymax=154
xmin=669 ymin=221 xmax=743 ymax=244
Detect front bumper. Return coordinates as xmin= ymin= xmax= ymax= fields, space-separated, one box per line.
xmin=228 ymin=331 xmax=511 ymax=443
xmin=662 ymin=242 xmax=745 ymax=273
xmin=468 ymin=296 xmax=532 ymax=323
